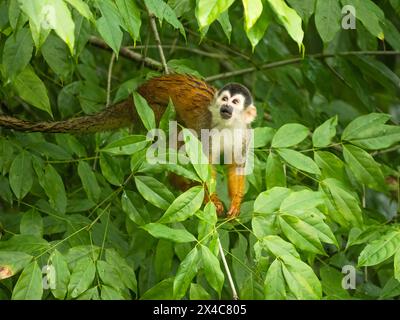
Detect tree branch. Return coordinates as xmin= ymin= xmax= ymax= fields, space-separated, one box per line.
xmin=147 ymin=10 xmax=169 ymax=74
xmin=205 ymin=51 xmax=400 ymax=82
xmin=218 ymin=238 xmax=239 ymax=300
xmin=88 ymin=36 xmax=162 ymax=71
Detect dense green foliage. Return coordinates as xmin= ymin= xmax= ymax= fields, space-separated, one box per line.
xmin=0 ymin=0 xmax=399 ymax=300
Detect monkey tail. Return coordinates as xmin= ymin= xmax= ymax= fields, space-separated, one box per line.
xmin=0 ymin=74 xmax=215 ymax=134
xmin=0 ymin=100 xmax=136 ymax=134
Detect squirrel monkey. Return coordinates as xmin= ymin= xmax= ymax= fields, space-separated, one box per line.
xmin=0 ymin=74 xmax=257 ymax=218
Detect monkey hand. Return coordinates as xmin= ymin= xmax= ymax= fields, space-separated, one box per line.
xmin=210 ymin=194 xmax=225 ymax=216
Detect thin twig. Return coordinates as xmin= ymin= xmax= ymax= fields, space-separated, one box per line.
xmin=218 ymin=238 xmax=239 ymax=300
xmin=128 ymin=45 xmax=228 ymax=59
xmin=106 ymin=52 xmax=116 ymax=107
xmin=205 ymin=51 xmax=400 ymax=82
xmin=88 ymin=36 xmax=162 ymax=71
xmin=147 ymin=9 xmax=169 ymax=74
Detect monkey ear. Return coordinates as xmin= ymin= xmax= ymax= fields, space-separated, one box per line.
xmin=243 ymin=105 xmax=257 ymax=124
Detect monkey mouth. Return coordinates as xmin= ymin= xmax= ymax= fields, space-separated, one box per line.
xmin=220 ymin=105 xmax=233 ymax=119
xmin=220 ymin=111 xmax=232 ymax=119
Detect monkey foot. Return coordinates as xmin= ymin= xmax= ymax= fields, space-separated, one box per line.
xmin=210 ymin=195 xmax=225 ymax=216
xmin=226 ymin=206 xmax=240 ymax=220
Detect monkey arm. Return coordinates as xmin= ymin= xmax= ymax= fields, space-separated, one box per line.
xmin=226 ymin=163 xmax=246 ymax=219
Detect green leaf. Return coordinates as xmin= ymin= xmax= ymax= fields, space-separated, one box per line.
xmin=145 ymin=0 xmax=186 ymax=38
xmin=48 ymin=0 xmax=76 ymax=52
xmin=20 ymin=209 xmax=43 ymax=237
xmin=29 ymin=19 xmax=51 ymax=51
xmin=50 ymin=250 xmax=70 ymax=300
xmin=343 ymin=145 xmax=385 ymax=190
xmin=97 ymin=260 xmax=125 ymax=290
xmin=99 ymin=153 xmax=124 ymax=186
xmin=68 ymin=257 xmax=96 ymax=298
xmin=278 ymin=214 xmax=325 ymax=254
xmin=342 ymin=113 xmax=400 ymax=150
xmin=140 ymin=278 xmax=174 ymax=300
xmin=19 ymin=0 xmax=75 ymax=53
xmin=182 ymin=129 xmax=210 ymax=182
xmin=133 ymin=92 xmax=156 ymax=131
xmin=65 ymin=0 xmax=94 ymax=21
xmin=13 ymin=67 xmax=52 ymax=116
xmin=245 ymin=4 xmax=271 ymax=49
xmin=121 ymin=191 xmax=147 ymax=225
xmin=350 ymin=56 xmax=400 ymax=90
xmin=315 ymin=0 xmax=341 ymax=43
xmin=281 ymin=254 xmax=322 ymax=300
xmin=9 ymin=151 xmax=33 ymax=200
xmin=217 ymin=10 xmax=232 ymax=42
xmin=260 ymin=235 xmax=300 ymax=259
xmin=0 ymin=235 xmax=50 ymax=256
xmin=173 ymin=247 xmax=199 ymax=299
xmin=195 ymin=0 xmax=235 ymax=30
xmin=12 ymin=261 xmax=43 ymax=300
xmin=254 ymin=127 xmax=275 ymax=148
xmin=115 ymin=0 xmax=141 ymax=42
xmin=41 ymin=34 xmax=73 ymax=80
xmin=342 ymin=113 xmax=391 ymax=141
xmin=265 ymin=153 xmax=286 ymax=189
xmin=280 ymin=190 xmax=325 ymax=213
xmin=78 ymin=161 xmax=101 ymax=203
xmin=254 ymin=187 xmax=290 ymax=214
xmin=266 ymin=0 xmax=304 ymax=49
xmin=395 ymin=250 xmax=400 ymax=282
xmin=102 ymin=135 xmax=148 ymax=155
xmin=201 ymin=245 xmax=224 ymax=295
xmin=312 ymin=116 xmax=338 ymax=148
xmin=142 ymin=223 xmax=196 ymax=243
xmin=314 ymin=151 xmax=347 ymax=182
xmin=264 ymin=259 xmax=286 ymax=300
xmin=243 ymin=0 xmax=263 ymax=31
xmin=272 ymin=123 xmax=309 ymax=148
xmin=8 ymin=0 xmax=28 ymax=30
xmin=135 ymin=176 xmax=175 ymax=210
xmin=320 ymin=266 xmax=351 ymax=299
xmin=2 ymin=28 xmax=33 ymax=79
xmin=358 ymin=231 xmax=400 ymax=267
xmin=158 ymin=186 xmax=204 ymax=224
xmin=105 ymin=249 xmax=137 ymax=293
xmin=0 ymin=252 xmax=33 ymax=280
xmin=322 ymin=178 xmax=363 ymax=228
xmin=96 ymin=16 xmax=123 ymax=57
xmin=101 ymin=285 xmax=126 ymax=300
xmin=42 ymin=165 xmax=67 ymax=214
xmin=190 ymin=283 xmax=211 ymax=300
xmin=341 ymin=0 xmax=384 ymax=39
xmin=286 ymin=0 xmax=315 ymax=24
xmin=277 ymin=149 xmax=321 ymax=175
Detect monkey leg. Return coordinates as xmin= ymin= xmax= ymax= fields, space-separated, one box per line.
xmin=226 ymin=164 xmax=245 ymax=219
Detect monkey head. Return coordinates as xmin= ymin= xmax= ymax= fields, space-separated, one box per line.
xmin=210 ymin=83 xmax=257 ymax=128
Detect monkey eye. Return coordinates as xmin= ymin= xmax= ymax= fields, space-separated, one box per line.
xmin=232 ymin=99 xmax=239 ymax=104
xmin=222 ymin=96 xmax=228 ymax=102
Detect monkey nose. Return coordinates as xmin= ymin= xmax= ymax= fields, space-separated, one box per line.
xmin=220 ymin=105 xmax=233 ymax=119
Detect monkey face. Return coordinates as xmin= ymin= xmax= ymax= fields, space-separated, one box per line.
xmin=211 ymin=85 xmax=257 ymax=128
